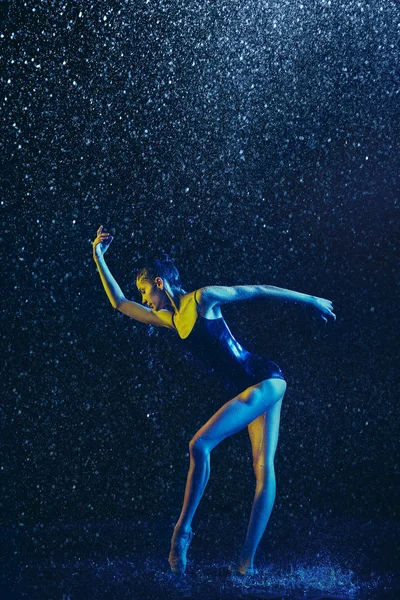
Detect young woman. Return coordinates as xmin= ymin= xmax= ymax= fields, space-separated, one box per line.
xmin=92 ymin=225 xmax=336 ymax=576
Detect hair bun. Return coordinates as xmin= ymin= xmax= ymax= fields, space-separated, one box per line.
xmin=160 ymin=251 xmax=172 ymax=262
xmin=136 ymin=254 xmax=183 ymax=293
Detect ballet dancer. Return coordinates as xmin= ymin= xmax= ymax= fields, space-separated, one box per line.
xmin=92 ymin=225 xmax=336 ymax=575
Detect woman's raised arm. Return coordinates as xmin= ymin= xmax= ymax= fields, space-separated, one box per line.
xmin=200 ymin=285 xmax=336 ymax=323
xmin=92 ymin=226 xmax=172 ymax=328
xmin=93 ymin=225 xmax=124 ymax=309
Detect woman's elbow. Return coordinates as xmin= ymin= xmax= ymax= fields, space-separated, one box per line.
xmin=114 ymin=296 xmax=126 ymax=310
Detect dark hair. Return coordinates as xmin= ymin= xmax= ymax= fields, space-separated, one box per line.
xmin=136 ymin=254 xmax=186 ymax=294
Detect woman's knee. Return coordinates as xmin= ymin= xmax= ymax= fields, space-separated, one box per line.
xmin=253 ymin=461 xmax=275 ymax=487
xmin=189 ymin=435 xmax=210 ymax=457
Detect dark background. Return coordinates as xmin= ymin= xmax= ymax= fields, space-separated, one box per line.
xmin=1 ymin=0 xmax=399 ymax=597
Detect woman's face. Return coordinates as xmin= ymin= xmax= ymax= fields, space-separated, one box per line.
xmin=136 ymin=277 xmax=167 ymax=311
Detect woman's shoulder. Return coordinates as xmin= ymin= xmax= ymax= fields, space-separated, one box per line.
xmin=192 ymin=288 xmax=223 ymax=319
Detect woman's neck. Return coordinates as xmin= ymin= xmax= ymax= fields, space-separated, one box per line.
xmin=165 ymin=287 xmax=186 ymax=314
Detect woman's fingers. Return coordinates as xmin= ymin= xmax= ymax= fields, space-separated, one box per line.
xmin=97 ymin=228 xmax=112 ymax=237
xmin=313 ymin=298 xmax=336 ymax=323
xmin=97 ymin=226 xmax=113 ymax=237
xmin=94 ymin=232 xmax=114 ymax=248
xmin=309 ymin=297 xmax=336 ymax=323
xmin=93 ymin=231 xmax=112 ymax=251
xmin=96 ymin=226 xmax=114 ymax=239
xmin=326 ymin=309 xmax=336 ymax=322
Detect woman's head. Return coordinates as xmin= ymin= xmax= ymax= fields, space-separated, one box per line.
xmin=136 ymin=256 xmax=185 ymax=311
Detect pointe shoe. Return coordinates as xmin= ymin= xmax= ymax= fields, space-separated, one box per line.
xmin=228 ymin=562 xmax=258 ymax=576
xmin=168 ymin=527 xmax=194 ymax=574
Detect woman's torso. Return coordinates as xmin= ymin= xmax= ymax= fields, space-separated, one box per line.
xmin=168 ymin=290 xmax=285 ymax=389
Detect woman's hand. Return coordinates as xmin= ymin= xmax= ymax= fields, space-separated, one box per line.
xmin=93 ymin=225 xmax=114 ymax=260
xmin=309 ymin=296 xmax=336 ymax=323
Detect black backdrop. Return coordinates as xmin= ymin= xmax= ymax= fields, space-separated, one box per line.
xmin=1 ymin=0 xmax=399 ymax=588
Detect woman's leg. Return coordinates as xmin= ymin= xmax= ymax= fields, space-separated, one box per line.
xmin=171 ymin=379 xmax=286 ymax=544
xmin=235 ymin=395 xmax=284 ymax=573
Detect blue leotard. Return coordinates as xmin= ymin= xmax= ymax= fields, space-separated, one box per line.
xmin=172 ymin=290 xmax=285 ymax=393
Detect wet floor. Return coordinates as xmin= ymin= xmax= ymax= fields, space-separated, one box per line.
xmin=2 ymin=516 xmax=398 ymax=599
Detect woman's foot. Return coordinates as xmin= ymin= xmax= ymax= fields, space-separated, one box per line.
xmin=228 ymin=559 xmax=258 ymax=576
xmin=168 ymin=527 xmax=194 ymax=574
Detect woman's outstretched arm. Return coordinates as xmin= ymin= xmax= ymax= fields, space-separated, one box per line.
xmin=200 ymin=285 xmax=336 ymax=323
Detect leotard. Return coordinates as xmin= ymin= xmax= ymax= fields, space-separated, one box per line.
xmin=172 ymin=290 xmax=285 ymax=394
